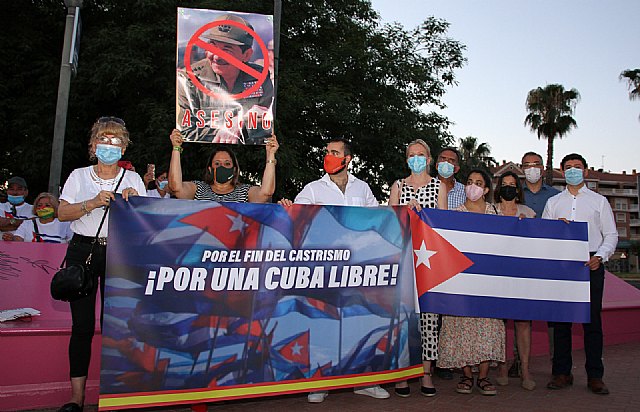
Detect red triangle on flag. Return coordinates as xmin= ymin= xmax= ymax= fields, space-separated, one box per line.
xmin=409 ymin=210 xmax=474 ymax=296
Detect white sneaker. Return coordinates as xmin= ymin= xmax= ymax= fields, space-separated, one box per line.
xmin=353 ymin=385 xmax=390 ymax=399
xmin=307 ymin=391 xmax=329 ymax=403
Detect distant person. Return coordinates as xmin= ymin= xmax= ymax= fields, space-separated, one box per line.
xmin=56 ymin=116 xmax=146 ymax=412
xmin=144 ymin=168 xmax=171 ymax=198
xmin=0 ymin=176 xmax=35 ymax=239
xmin=389 ymin=139 xmax=447 ymax=398
xmin=12 ymin=192 xmax=72 ymax=243
xmin=543 ymin=153 xmax=617 ymax=395
xmin=279 ymin=138 xmax=388 ymax=403
xmin=177 ymin=13 xmax=274 ymax=144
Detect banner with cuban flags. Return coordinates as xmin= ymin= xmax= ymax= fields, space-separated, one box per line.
xmin=98 ymin=197 xmax=422 ymax=410
xmin=410 ymin=208 xmax=591 ymax=323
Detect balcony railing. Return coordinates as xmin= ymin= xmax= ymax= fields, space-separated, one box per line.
xmin=598 ymin=188 xmax=638 ymax=197
xmin=631 ymin=219 xmax=640 ymax=226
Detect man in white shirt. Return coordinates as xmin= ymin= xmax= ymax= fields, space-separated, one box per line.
xmin=0 ymin=176 xmax=35 ymax=239
xmin=542 ymin=153 xmax=617 ymax=395
xmin=280 ymin=138 xmax=387 ymax=403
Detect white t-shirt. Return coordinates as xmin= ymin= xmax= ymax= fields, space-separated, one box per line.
xmin=60 ymin=166 xmax=147 ymax=237
xmin=1 ymin=202 xmax=35 ymax=236
xmin=146 ymin=189 xmax=171 ymax=198
xmin=15 ymin=218 xmax=73 ymax=243
xmin=294 ymin=173 xmax=379 ymax=206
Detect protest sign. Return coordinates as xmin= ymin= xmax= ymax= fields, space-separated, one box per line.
xmin=98 ymin=198 xmax=422 ymax=410
xmin=176 ymin=8 xmax=274 ymax=145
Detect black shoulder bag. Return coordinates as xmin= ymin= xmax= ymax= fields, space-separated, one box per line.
xmin=50 ymin=170 xmax=127 ymax=302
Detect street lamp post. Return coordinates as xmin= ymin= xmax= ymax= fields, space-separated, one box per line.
xmin=48 ymin=0 xmax=83 ymax=196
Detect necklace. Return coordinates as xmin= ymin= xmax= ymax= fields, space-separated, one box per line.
xmin=90 ymin=166 xmax=121 ymax=193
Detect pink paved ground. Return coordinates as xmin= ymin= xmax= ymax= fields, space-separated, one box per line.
xmin=25 ymin=341 xmax=640 ymax=412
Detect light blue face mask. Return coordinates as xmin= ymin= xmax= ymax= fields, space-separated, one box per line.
xmin=437 ymin=161 xmax=455 ymax=178
xmin=564 ymin=167 xmax=584 ymax=186
xmin=95 ymin=144 xmax=122 ymax=165
xmin=407 ymin=155 xmax=427 ymax=174
xmin=157 ymin=180 xmax=169 ymax=190
xmin=7 ymin=195 xmax=25 ymax=205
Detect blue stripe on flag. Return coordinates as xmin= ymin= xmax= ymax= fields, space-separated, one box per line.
xmin=419 ymin=208 xmax=588 ymax=241
xmin=464 ymin=253 xmax=590 ymax=281
xmin=420 ymin=292 xmax=590 ymax=323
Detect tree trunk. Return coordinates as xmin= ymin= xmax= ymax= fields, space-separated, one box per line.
xmin=545 ymin=136 xmax=554 ymax=186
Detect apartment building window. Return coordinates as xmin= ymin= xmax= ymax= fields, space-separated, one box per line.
xmin=587 ymin=181 xmax=597 ymax=189
xmin=617 ymin=227 xmax=628 ymax=237
xmin=615 ymin=200 xmax=628 ymax=210
xmin=616 ymin=213 xmax=627 ymax=222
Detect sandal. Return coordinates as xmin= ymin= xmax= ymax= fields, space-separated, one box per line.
xmin=456 ymin=375 xmax=473 ymax=394
xmin=476 ymin=377 xmax=497 ymax=395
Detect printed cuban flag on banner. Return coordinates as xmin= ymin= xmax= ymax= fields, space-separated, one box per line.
xmin=410 ymin=208 xmax=591 ymax=323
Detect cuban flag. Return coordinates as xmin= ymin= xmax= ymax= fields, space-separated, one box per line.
xmin=410 ymin=208 xmax=590 ymax=323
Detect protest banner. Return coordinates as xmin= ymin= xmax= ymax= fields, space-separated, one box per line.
xmin=410 ymin=208 xmax=591 ymax=322
xmin=98 ymin=198 xmax=422 ymax=410
xmin=176 ymin=7 xmax=274 ymax=145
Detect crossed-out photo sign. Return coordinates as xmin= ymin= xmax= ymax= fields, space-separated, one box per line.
xmin=176 ymin=8 xmax=274 ymax=145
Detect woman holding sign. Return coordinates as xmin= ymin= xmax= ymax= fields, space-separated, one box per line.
xmin=56 ymin=117 xmax=146 ymax=412
xmin=389 ymin=139 xmax=447 ymax=397
xmin=437 ymin=169 xmax=505 ymax=396
xmin=168 ymin=128 xmax=278 ymax=203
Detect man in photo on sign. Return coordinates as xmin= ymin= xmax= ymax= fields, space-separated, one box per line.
xmin=177 ymin=13 xmax=274 ymax=144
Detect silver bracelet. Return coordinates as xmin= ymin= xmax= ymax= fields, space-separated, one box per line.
xmin=81 ymin=200 xmax=91 ymax=216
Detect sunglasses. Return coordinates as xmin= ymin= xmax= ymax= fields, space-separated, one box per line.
xmin=97 ymin=135 xmax=124 ymax=145
xmin=97 ymin=116 xmax=126 ymax=126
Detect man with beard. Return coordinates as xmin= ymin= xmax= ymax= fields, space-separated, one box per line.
xmin=177 ymin=13 xmax=274 ymax=144
xmin=278 ymin=138 xmax=387 ymax=403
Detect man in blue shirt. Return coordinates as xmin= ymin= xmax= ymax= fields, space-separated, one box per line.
xmin=521 ymin=152 xmax=559 ymax=217
xmin=436 ymin=147 xmax=466 ymax=210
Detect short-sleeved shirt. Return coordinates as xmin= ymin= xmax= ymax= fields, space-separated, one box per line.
xmin=193 ymin=181 xmax=251 ymax=203
xmin=59 ymin=166 xmax=147 ymax=237
xmin=294 ymin=173 xmax=379 ymax=206
xmin=0 ymin=202 xmax=35 ymax=236
xmin=523 ymin=183 xmax=559 ymax=218
xmin=15 ymin=218 xmax=73 ymax=243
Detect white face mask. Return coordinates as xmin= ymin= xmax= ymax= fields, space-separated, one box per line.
xmin=524 ymin=167 xmax=542 ymax=184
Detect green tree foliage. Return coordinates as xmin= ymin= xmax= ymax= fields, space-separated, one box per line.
xmin=1 ymin=0 xmax=465 ymax=202
xmin=524 ymin=84 xmax=580 ymax=185
xmin=457 ymin=136 xmax=496 ymax=180
xmin=620 ymin=68 xmax=640 ymax=120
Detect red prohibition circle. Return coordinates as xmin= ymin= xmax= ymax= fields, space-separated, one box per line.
xmin=184 ymin=19 xmax=270 ymax=100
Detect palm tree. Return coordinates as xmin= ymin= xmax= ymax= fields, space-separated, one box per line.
xmin=524 ymin=84 xmax=580 ymax=185
xmin=620 ymin=69 xmax=640 ymax=119
xmin=458 ymin=136 xmax=496 ymax=178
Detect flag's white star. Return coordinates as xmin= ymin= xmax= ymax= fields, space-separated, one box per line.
xmin=227 ymin=214 xmax=247 ymax=233
xmin=414 ymin=240 xmax=437 ymax=269
xmin=291 ymin=342 xmax=303 ymax=356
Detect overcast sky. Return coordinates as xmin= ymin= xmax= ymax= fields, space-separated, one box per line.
xmin=371 ymin=0 xmax=639 ymax=173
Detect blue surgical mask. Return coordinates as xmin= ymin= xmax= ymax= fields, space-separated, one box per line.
xmin=407 ymin=155 xmax=427 ymax=174
xmin=564 ymin=167 xmax=584 ymax=186
xmin=157 ymin=180 xmax=168 ymax=190
xmin=7 ymin=195 xmax=25 ymax=205
xmin=437 ymin=161 xmax=455 ymax=178
xmin=96 ymin=144 xmax=122 ymax=165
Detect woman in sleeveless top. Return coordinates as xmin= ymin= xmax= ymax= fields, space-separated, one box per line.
xmin=168 ymin=128 xmax=279 ymax=203
xmin=437 ymin=169 xmax=505 ymax=396
xmin=389 ymin=139 xmax=447 ymax=397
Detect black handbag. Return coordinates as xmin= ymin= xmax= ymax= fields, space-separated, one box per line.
xmin=50 ymin=170 xmax=127 ymax=302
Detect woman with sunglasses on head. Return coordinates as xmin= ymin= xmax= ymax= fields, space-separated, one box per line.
xmin=168 ymin=128 xmax=279 ymax=203
xmin=56 ymin=117 xmax=147 ymax=412
xmin=437 ymin=169 xmax=505 ymax=396
xmin=493 ymin=171 xmax=536 ymax=390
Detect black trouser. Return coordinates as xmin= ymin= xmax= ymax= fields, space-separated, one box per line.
xmin=66 ymin=234 xmax=107 ymax=378
xmin=551 ymin=261 xmax=605 ymax=379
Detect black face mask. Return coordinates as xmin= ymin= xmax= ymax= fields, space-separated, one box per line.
xmin=500 ymin=185 xmax=518 ymax=201
xmin=214 ymin=165 xmax=235 ymax=184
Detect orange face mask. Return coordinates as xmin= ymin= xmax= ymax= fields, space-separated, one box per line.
xmin=323 ymin=154 xmax=347 ymax=174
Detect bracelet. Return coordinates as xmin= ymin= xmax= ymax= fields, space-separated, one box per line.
xmin=266 ymin=159 xmax=277 ymax=165
xmin=173 ymin=146 xmax=183 ymax=153
xmin=9 ymin=218 xmax=17 ymax=225
xmin=81 ymin=200 xmax=91 ymax=216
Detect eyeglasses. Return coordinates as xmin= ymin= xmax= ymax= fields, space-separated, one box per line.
xmin=97 ymin=116 xmax=125 ymax=126
xmin=97 ymin=135 xmax=123 ymax=145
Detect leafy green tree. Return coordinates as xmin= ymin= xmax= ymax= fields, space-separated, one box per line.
xmin=620 ymin=68 xmax=640 ymax=120
xmin=1 ymin=0 xmax=466 ymax=203
xmin=457 ymin=136 xmax=496 ymax=179
xmin=524 ymin=84 xmax=580 ymax=185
